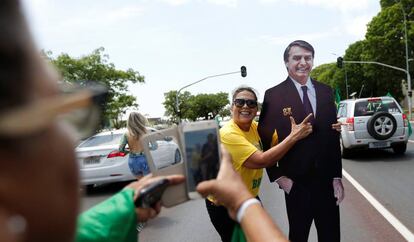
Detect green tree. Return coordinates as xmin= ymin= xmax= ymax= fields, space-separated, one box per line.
xmin=187 ymin=93 xmax=230 ymax=121
xmin=218 ymin=106 xmax=231 ymax=118
xmin=163 ymin=90 xmax=192 ymax=123
xmin=45 ymin=47 xmax=145 ymax=128
xmin=313 ymin=1 xmax=413 ymax=102
xmin=163 ymin=91 xmax=230 ymax=122
xmin=311 ymin=63 xmax=346 ymax=98
xmin=359 ymin=0 xmax=412 ymax=100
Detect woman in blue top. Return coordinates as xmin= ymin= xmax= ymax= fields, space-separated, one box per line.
xmin=119 ymin=112 xmax=150 ymax=179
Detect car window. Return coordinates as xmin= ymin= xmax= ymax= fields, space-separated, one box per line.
xmin=354 ymin=99 xmax=401 ymax=116
xmin=78 ymin=133 xmax=123 ymax=147
xmin=337 ymin=103 xmax=347 ymax=118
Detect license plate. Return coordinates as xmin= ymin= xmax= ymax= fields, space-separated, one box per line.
xmin=369 ymin=141 xmax=390 ymax=149
xmin=83 ymin=156 xmax=100 ymax=165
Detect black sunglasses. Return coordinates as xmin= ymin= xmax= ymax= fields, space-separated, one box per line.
xmin=233 ymin=99 xmax=258 ymax=108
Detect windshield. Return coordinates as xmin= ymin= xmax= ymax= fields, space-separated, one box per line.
xmin=78 ymin=133 xmax=123 ymax=147
xmin=354 ymin=99 xmax=401 ymax=116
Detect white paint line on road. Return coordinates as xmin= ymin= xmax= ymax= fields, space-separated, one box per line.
xmin=343 ymin=169 xmax=414 ymax=241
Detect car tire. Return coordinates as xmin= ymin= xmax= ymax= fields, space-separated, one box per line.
xmin=367 ymin=112 xmax=397 ymax=140
xmin=85 ymin=184 xmax=95 ymax=195
xmin=392 ymin=143 xmax=407 ymax=155
xmin=341 ymin=140 xmax=352 ymax=159
xmin=174 ymin=149 xmax=181 ymax=164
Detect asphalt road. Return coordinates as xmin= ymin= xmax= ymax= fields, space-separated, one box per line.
xmin=81 ymin=139 xmax=414 ymax=242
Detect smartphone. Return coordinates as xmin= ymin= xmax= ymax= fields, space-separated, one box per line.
xmin=140 ymin=127 xmax=189 ymax=208
xmin=181 ymin=120 xmax=221 ymax=199
xmin=135 ymin=178 xmax=170 ymax=208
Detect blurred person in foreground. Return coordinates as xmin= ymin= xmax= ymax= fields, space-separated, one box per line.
xmin=0 ymin=1 xmax=185 ymax=241
xmin=0 ymin=2 xmax=301 ymax=242
xmin=258 ymin=40 xmax=344 ymax=242
xmin=205 ymin=85 xmax=314 ymax=242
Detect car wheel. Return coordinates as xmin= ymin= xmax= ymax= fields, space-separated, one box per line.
xmin=85 ymin=184 xmax=95 ymax=195
xmin=367 ymin=112 xmax=397 ymax=140
xmin=392 ymin=143 xmax=407 ymax=155
xmin=174 ymin=149 xmax=181 ymax=164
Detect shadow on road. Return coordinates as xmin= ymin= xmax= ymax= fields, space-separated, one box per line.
xmin=82 ymin=181 xmax=134 ymax=196
xmin=345 ymin=148 xmax=412 ymax=163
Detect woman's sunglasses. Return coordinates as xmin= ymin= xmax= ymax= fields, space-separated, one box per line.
xmin=233 ymin=99 xmax=258 ymax=108
xmin=0 ymin=82 xmax=108 ymax=140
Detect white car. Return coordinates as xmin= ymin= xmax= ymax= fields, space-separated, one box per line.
xmin=76 ymin=128 xmax=181 ymax=189
xmin=337 ymin=96 xmax=409 ymax=157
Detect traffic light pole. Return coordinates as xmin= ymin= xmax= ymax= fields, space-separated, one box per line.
xmin=175 ymin=66 xmax=247 ymax=123
xmin=339 ymin=59 xmax=411 ymax=119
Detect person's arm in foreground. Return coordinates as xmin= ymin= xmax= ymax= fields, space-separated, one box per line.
xmin=197 ymin=146 xmax=288 ymax=242
xmin=76 ymin=174 xmax=184 ymax=242
xmin=244 ymin=114 xmax=313 ymax=169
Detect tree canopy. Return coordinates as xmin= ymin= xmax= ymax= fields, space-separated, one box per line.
xmin=45 ymin=47 xmax=145 ymax=128
xmin=311 ymin=0 xmax=413 ymax=102
xmin=163 ymin=90 xmax=230 ymax=123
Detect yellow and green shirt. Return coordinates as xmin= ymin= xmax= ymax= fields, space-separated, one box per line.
xmin=220 ymin=119 xmax=264 ymax=197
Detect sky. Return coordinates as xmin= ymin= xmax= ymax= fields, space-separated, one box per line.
xmin=21 ymin=0 xmax=381 ymax=118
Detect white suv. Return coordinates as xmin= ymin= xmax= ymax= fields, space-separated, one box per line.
xmin=337 ymin=96 xmax=409 ymax=157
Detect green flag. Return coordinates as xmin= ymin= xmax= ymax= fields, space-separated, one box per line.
xmin=386 ymin=92 xmax=412 ymax=136
xmin=335 ymin=88 xmax=341 ymax=109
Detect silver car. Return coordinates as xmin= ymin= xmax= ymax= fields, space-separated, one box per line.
xmin=337 ymin=96 xmax=410 ymax=157
xmin=76 ymin=128 xmax=181 ymax=190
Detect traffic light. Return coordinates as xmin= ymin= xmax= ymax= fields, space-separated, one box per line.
xmin=337 ymin=57 xmax=343 ymax=68
xmin=241 ymin=66 xmax=247 ymax=77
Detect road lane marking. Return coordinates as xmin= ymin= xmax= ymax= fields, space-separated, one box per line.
xmin=343 ymin=169 xmax=414 ymax=241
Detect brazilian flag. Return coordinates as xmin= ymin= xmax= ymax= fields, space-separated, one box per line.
xmin=386 ymin=92 xmax=412 ymax=137
xmin=335 ymin=88 xmax=341 ymax=109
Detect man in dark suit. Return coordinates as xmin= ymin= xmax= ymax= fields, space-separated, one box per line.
xmin=258 ymin=40 xmax=344 ymax=242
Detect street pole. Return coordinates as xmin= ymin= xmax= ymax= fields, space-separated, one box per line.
xmin=344 ymin=61 xmax=349 ymax=99
xmin=332 ymin=53 xmax=349 ymax=99
xmin=395 ymin=0 xmax=412 ymax=119
xmin=343 ymin=59 xmax=410 ymax=99
xmin=175 ymin=66 xmax=247 ymax=123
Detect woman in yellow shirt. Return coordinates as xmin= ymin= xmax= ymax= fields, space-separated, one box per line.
xmin=205 ymin=86 xmax=313 ymax=242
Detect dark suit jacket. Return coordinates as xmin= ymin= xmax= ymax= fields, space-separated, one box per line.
xmin=258 ymin=77 xmax=342 ymax=182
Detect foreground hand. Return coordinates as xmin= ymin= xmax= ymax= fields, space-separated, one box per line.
xmin=276 ymin=176 xmax=294 ymax=194
xmin=197 ymin=145 xmax=253 ymax=220
xmin=332 ymin=121 xmax=342 ymax=132
xmin=332 ymin=179 xmax=344 ymax=205
xmin=289 ymin=114 xmax=313 ymax=141
xmin=126 ymin=174 xmax=185 ymax=222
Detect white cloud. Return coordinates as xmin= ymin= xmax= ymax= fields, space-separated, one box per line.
xmin=207 ymin=0 xmax=238 ymax=8
xmin=259 ymin=29 xmax=341 ymax=45
xmin=159 ymin=0 xmax=190 ymax=6
xmin=344 ymin=15 xmax=372 ymax=38
xmin=156 ymin=0 xmax=238 ymax=7
xmin=108 ymin=6 xmax=145 ymax=21
xmin=259 ymin=0 xmax=371 ymax=12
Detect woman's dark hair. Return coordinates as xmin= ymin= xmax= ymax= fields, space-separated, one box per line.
xmin=283 ymin=40 xmax=315 ymax=63
xmin=232 ymin=86 xmax=258 ymax=101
